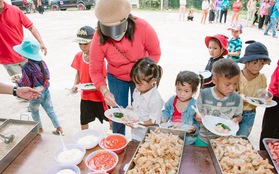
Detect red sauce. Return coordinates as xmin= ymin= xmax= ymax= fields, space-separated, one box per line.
xmin=87 ymin=151 xmax=117 ymax=170
xmin=100 ymin=135 xmax=127 ymax=149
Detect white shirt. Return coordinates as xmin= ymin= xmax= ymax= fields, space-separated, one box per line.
xmin=131 ymin=87 xmax=164 ymax=141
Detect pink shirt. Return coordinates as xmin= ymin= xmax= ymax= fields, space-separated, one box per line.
xmin=0 ymin=2 xmax=33 ymax=64
xmin=260 ymin=2 xmax=269 ymax=16
xmin=89 ymin=17 xmax=161 ymax=89
xmin=233 ymin=1 xmax=242 ymax=12
xmin=269 ymin=60 xmax=279 ymax=98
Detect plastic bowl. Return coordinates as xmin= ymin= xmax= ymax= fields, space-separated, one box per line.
xmin=99 ymin=133 xmax=128 ymax=154
xmin=54 ymin=143 xmax=86 ymax=165
xmin=73 ymin=129 xmax=101 ymax=149
xmin=85 ymin=150 xmax=118 ymax=173
xmin=47 ymin=163 xmax=81 ymax=174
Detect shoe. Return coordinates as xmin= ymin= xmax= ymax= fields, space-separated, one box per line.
xmin=52 ymin=130 xmax=64 ymax=136
xmin=272 ymin=36 xmax=278 ymax=38
xmin=264 ymin=33 xmax=270 ymax=36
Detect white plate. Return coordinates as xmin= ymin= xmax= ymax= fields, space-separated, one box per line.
xmin=246 ymin=97 xmax=277 ymax=108
xmin=104 ymin=108 xmax=139 ymax=124
xmin=75 ymin=83 xmax=96 ymax=90
xmin=159 ymin=122 xmax=192 ymax=131
xmin=202 ymin=115 xmax=239 ymax=136
xmin=198 ymin=70 xmax=212 ymax=79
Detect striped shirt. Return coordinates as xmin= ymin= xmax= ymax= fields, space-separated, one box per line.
xmin=227 ymin=37 xmax=242 ymax=62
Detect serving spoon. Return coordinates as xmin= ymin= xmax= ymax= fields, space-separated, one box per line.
xmin=0 ymin=133 xmax=15 ymax=144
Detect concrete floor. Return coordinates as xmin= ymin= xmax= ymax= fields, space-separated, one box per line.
xmin=0 ymin=9 xmax=278 ymax=150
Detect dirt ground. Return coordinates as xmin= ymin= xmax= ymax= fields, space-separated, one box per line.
xmin=0 ymin=9 xmax=278 ymax=150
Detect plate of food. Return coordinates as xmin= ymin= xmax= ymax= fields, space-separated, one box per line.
xmin=159 ymin=122 xmax=192 ymax=131
xmin=104 ymin=108 xmax=139 ymax=124
xmin=11 ymin=74 xmax=22 ymax=83
xmin=202 ymin=115 xmax=239 ymax=136
xmin=75 ymin=83 xmax=96 ymax=90
xmin=245 ymin=97 xmax=277 ymax=108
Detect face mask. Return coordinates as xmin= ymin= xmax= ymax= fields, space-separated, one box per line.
xmin=111 ymin=32 xmax=126 ymax=41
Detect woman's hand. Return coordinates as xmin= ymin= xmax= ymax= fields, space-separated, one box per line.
xmin=104 ymin=90 xmax=117 ymax=107
xmin=71 ymin=86 xmax=78 ymax=93
xmin=187 ymin=125 xmax=196 ymax=133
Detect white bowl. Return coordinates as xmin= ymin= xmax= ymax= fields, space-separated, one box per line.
xmin=47 ymin=163 xmax=81 ymax=174
xmin=99 ymin=133 xmax=128 ymax=154
xmin=85 ymin=150 xmax=118 ymax=173
xmin=54 ymin=143 xmax=86 ymax=165
xmin=73 ymin=129 xmax=101 ymax=149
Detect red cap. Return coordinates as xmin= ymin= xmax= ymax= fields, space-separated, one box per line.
xmin=205 ymin=34 xmax=229 ymax=56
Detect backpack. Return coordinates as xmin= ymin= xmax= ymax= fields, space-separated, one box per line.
xmin=267 ymin=4 xmax=275 ymax=16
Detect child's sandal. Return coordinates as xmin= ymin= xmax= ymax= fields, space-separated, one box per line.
xmin=52 ymin=130 xmax=64 ymax=136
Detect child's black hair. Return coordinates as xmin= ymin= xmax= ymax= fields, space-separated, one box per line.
xmin=175 ymin=71 xmax=203 ymax=92
xmin=212 ymin=59 xmax=240 ymax=79
xmin=130 ymin=57 xmax=163 ymax=87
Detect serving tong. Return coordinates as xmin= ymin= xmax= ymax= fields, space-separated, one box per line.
xmin=0 ymin=133 xmax=15 ymax=144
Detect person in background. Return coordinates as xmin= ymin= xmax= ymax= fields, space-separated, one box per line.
xmin=187 ymin=8 xmax=194 ymax=21
xmin=14 ymin=38 xmax=63 ymax=135
xmin=264 ymin=0 xmax=275 ymax=29
xmin=179 ymin=0 xmax=187 ymax=22
xmin=227 ymin=23 xmax=243 ymax=63
xmin=264 ymin=0 xmax=279 ymax=38
xmin=258 ymin=0 xmax=270 ymax=30
xmin=219 ymin=0 xmax=230 ymax=24
xmin=203 ymin=34 xmax=229 ymax=88
xmin=71 ymin=26 xmax=108 ymax=130
xmin=215 ymin=0 xmax=223 ymax=23
xmin=231 ymin=0 xmax=243 ymax=26
xmin=209 ymin=0 xmax=216 ymax=24
xmin=0 ymin=0 xmax=47 ymax=76
xmin=162 ymin=71 xmax=201 ymax=145
xmin=236 ymin=41 xmax=271 ymax=137
xmin=0 ymin=82 xmax=41 ymax=100
xmin=246 ymin=0 xmax=257 ymax=26
xmin=201 ymin=0 xmax=210 ymax=24
xmin=259 ymin=59 xmax=279 ymax=150
xmin=89 ymin=0 xmax=161 ymax=135
xmin=125 ymin=57 xmax=164 ymax=141
xmin=37 ymin=0 xmax=43 ymax=14
xmin=195 ymin=59 xmax=243 ymax=146
xmin=252 ymin=0 xmax=260 ymax=26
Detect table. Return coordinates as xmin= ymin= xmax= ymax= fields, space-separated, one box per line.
xmin=2 ymin=134 xmax=276 ymax=174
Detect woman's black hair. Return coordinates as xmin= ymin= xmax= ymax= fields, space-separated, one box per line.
xmin=130 ymin=57 xmax=163 ymax=87
xmin=97 ymin=14 xmax=136 ymax=44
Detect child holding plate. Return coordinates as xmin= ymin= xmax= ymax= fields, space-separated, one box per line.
xmin=13 ymin=38 xmax=63 ymax=135
xmin=125 ymin=57 xmax=164 ymax=141
xmin=162 ymin=71 xmax=201 ymax=145
xmin=71 ymin=26 xmax=108 ymax=130
xmin=195 ymin=59 xmax=243 ymax=146
xmin=236 ymin=41 xmax=271 ymax=137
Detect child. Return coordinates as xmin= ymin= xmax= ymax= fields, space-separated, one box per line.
xmin=187 ymin=8 xmax=194 ymax=21
xmin=125 ymin=57 xmax=164 ymax=141
xmin=195 ymin=59 xmax=243 ymax=146
xmin=13 ymin=38 xmax=63 ymax=135
xmin=260 ymin=59 xmax=279 ymax=150
xmin=227 ymin=23 xmax=243 ymax=63
xmin=179 ymin=0 xmax=186 ymax=22
xmin=71 ymin=26 xmax=108 ymax=130
xmin=203 ymin=34 xmax=228 ymax=88
xmin=201 ymin=0 xmax=210 ymax=24
xmin=162 ymin=71 xmax=201 ymax=145
xmin=236 ymin=41 xmax=271 ymax=137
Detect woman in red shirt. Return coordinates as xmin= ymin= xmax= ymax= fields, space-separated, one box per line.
xmin=89 ymin=0 xmax=161 ymax=135
xmin=231 ymin=0 xmax=243 ymax=26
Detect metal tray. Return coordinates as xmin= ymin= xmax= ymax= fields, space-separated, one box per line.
xmin=263 ymin=138 xmax=279 ymax=173
xmin=125 ymin=126 xmax=186 ymax=174
xmin=208 ymin=136 xmax=253 ymax=174
xmin=0 ymin=118 xmax=7 ymax=126
xmin=0 ymin=118 xmax=39 ymax=173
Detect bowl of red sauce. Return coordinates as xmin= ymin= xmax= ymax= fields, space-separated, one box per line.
xmin=85 ymin=150 xmax=118 ymax=173
xmin=99 ymin=133 xmax=128 ymax=154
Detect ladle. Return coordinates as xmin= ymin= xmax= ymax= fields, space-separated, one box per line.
xmin=58 ymin=132 xmax=68 ymax=151
xmin=0 ymin=133 xmax=15 ymax=144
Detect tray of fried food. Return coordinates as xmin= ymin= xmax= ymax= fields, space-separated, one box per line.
xmin=263 ymin=138 xmax=279 ymax=173
xmin=209 ymin=136 xmax=274 ymax=174
xmin=11 ymin=74 xmax=22 ymax=83
xmin=126 ymin=126 xmax=186 ymax=174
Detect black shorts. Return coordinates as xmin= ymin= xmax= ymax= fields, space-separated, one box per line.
xmin=80 ymin=100 xmax=108 ymax=125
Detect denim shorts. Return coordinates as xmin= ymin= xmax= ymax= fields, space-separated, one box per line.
xmin=236 ymin=109 xmax=256 ymax=137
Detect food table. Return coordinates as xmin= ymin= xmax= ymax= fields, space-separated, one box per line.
xmin=2 ymin=134 xmax=276 ymax=174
